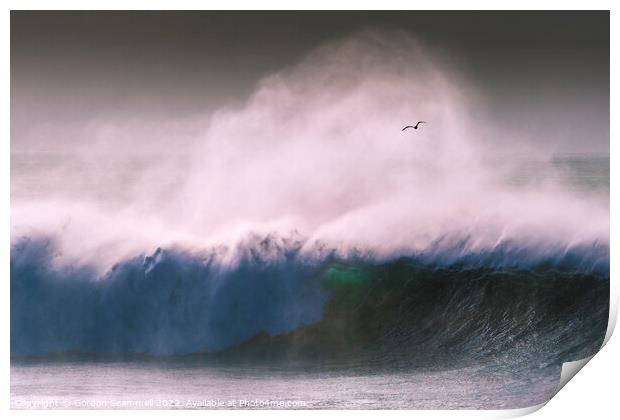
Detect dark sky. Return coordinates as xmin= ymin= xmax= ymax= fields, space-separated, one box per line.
xmin=11 ymin=11 xmax=610 ymax=153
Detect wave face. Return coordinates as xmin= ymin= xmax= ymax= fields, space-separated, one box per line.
xmin=10 ymin=236 xmax=331 ymax=357
xmin=11 ymin=235 xmax=609 ymax=369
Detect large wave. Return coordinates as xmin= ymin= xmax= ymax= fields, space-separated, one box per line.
xmin=10 ymin=31 xmax=609 ymax=364
xmin=11 ymin=234 xmax=608 ymax=363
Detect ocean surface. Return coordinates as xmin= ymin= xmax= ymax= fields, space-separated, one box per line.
xmin=10 ymin=153 xmax=610 ymax=409
xmin=11 ymin=358 xmax=561 ymax=409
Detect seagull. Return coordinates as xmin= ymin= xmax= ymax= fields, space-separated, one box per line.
xmin=402 ymin=121 xmax=427 ymax=131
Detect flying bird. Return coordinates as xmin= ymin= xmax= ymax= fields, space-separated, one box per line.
xmin=402 ymin=121 xmax=427 ymax=131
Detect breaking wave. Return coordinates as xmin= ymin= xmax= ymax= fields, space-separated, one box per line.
xmin=11 ymin=234 xmax=609 ymax=368
xmin=10 ymin=31 xmax=610 ymax=370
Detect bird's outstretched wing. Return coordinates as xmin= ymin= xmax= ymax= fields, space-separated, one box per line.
xmin=416 ymin=121 xmax=427 ymax=125
xmin=402 ymin=126 xmax=415 ymax=131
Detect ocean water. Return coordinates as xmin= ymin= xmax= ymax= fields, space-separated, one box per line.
xmin=10 ymin=153 xmax=610 ymax=410
xmin=11 ymin=359 xmax=560 ymax=409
